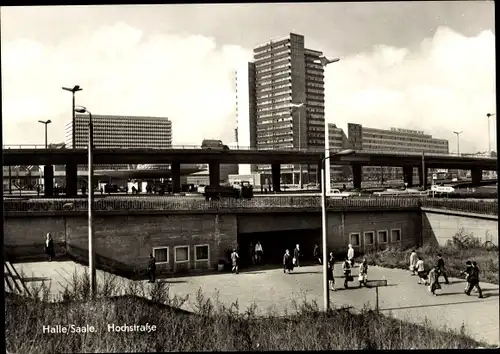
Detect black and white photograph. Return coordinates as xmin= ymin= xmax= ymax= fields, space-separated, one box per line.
xmin=2 ymin=2 xmax=498 ymax=352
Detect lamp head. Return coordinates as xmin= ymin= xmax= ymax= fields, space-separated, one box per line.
xmin=74 ymin=106 xmax=88 ymax=114
xmin=336 ymin=149 xmax=355 ymax=156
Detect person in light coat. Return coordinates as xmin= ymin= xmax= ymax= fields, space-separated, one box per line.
xmin=409 ymin=250 xmax=418 ymax=276
xmin=347 ymin=244 xmax=355 ymax=267
xmin=427 ymin=265 xmax=441 ymax=295
xmin=255 ymin=241 xmax=264 ymax=265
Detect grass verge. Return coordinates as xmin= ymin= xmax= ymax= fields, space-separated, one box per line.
xmin=5 ymin=269 xmax=491 ymax=353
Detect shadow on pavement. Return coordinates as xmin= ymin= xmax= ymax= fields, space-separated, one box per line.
xmin=382 ymin=298 xmax=498 ymax=312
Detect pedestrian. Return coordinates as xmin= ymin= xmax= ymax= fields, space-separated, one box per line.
xmin=427 ymin=265 xmax=441 ymax=296
xmin=249 ymin=242 xmax=255 ymax=266
xmin=327 ymin=252 xmax=335 ymax=290
xmin=465 ymin=261 xmax=484 ymax=298
xmin=409 ymin=249 xmax=418 ymax=276
xmin=347 ymin=244 xmax=355 ymax=267
xmin=415 ymin=256 xmax=428 ymax=285
xmin=231 ymin=248 xmax=239 ymax=274
xmin=255 ymin=241 xmax=264 ymax=265
xmin=293 ymin=244 xmax=301 ymax=268
xmin=342 ymin=257 xmax=352 ymax=289
xmin=436 ymin=253 xmax=450 ymax=284
xmin=460 ymin=260 xmax=473 ymax=292
xmin=283 ymin=249 xmax=294 ymax=274
xmin=313 ymin=244 xmax=322 ymax=264
xmin=147 ymin=253 xmax=156 ymax=283
xmin=44 ymin=233 xmax=55 ymax=262
xmin=358 ymin=257 xmax=368 ymax=287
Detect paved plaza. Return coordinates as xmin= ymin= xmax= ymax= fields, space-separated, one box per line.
xmin=12 ymin=261 xmax=499 ymax=346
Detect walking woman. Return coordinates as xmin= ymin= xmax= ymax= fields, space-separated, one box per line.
xmin=283 ymin=249 xmax=294 ymax=274
xmin=327 ymin=252 xmax=335 ymax=290
xmin=358 ymin=257 xmax=368 ymax=287
xmin=409 ymin=250 xmax=418 ymax=276
xmin=427 ymin=265 xmax=441 ymax=296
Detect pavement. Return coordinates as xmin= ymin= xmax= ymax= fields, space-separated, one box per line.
xmin=11 ymin=261 xmax=499 ymax=346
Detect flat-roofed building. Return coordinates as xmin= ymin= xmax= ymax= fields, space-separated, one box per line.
xmin=347 ymin=123 xmax=449 ymax=182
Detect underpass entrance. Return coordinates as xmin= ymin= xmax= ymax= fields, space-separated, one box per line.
xmin=237 ymin=228 xmax=321 ymax=267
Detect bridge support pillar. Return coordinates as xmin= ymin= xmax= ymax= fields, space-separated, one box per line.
xmin=271 ymin=163 xmax=281 ymax=192
xmin=403 ymin=166 xmax=414 ymax=187
xmin=471 ymin=168 xmax=482 ymax=185
xmin=209 ymin=162 xmax=220 ymax=186
xmin=418 ymin=166 xmax=428 ymax=190
xmin=65 ymin=163 xmax=78 ymax=197
xmin=171 ymin=162 xmax=181 ymax=193
xmin=43 ymin=165 xmax=54 ymax=197
xmin=352 ymin=164 xmax=362 ymax=189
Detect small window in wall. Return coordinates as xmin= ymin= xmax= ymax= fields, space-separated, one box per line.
xmin=195 ymin=245 xmax=209 ymax=261
xmin=364 ymin=231 xmax=375 ymax=245
xmin=391 ymin=229 xmax=401 ymax=242
xmin=378 ymin=230 xmax=388 ymax=244
xmin=350 ymin=233 xmax=360 ymax=247
xmin=174 ymin=246 xmax=190 ymax=263
xmin=153 ymin=247 xmax=169 ymax=264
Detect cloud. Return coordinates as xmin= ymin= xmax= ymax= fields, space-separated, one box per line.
xmin=1 ymin=22 xmax=252 ymax=146
xmin=326 ymin=26 xmax=496 ymax=153
xmin=1 ymin=23 xmax=496 ymax=154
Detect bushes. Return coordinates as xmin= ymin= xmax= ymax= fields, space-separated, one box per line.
xmin=5 ymin=270 xmax=490 ymax=352
xmin=359 ymin=229 xmax=499 ymax=285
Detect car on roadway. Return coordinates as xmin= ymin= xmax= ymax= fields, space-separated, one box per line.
xmin=201 ymin=139 xmax=229 ymax=151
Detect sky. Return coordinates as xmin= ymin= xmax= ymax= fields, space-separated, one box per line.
xmin=1 ymin=2 xmax=496 ymax=153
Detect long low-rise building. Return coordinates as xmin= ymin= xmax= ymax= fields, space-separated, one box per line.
xmin=347 ymin=123 xmax=449 ymax=182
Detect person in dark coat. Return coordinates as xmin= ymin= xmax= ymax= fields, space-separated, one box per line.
xmin=436 ymin=253 xmax=449 ymax=284
xmin=465 ymin=261 xmax=484 ymax=298
xmin=327 ymin=252 xmax=335 ymax=290
xmin=342 ymin=257 xmax=352 ymax=289
xmin=147 ymin=253 xmax=156 ymax=283
xmin=45 ymin=233 xmax=55 ymax=261
xmin=283 ymin=249 xmax=294 ymax=273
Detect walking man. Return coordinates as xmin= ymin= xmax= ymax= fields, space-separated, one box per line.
xmin=231 ymin=248 xmax=240 ymax=274
xmin=465 ymin=261 xmax=484 ymax=298
xmin=147 ymin=253 xmax=156 ymax=283
xmin=347 ymin=244 xmax=355 ymax=267
xmin=327 ymin=252 xmax=335 ymax=290
xmin=255 ymin=241 xmax=264 ymax=265
xmin=436 ymin=253 xmax=449 ymax=284
xmin=44 ymin=233 xmax=55 ymax=262
xmin=313 ymin=244 xmax=322 ymax=264
xmin=293 ymin=244 xmax=301 ymax=268
xmin=409 ymin=249 xmax=418 ymax=276
xmin=248 ymin=242 xmax=255 ymax=266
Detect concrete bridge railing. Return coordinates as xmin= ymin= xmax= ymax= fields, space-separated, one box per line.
xmin=3 ymin=196 xmax=497 ymax=215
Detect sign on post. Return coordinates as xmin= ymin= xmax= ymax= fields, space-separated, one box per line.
xmin=366 ymin=279 xmax=388 ymax=313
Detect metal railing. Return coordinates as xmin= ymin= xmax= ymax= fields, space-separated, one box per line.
xmin=420 ymin=198 xmax=498 ymax=216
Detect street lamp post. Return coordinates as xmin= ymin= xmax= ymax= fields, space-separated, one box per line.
xmin=74 ymin=105 xmax=96 ymax=298
xmin=38 ymin=120 xmax=52 ymax=149
xmin=291 ymin=102 xmax=305 ymax=189
xmin=62 ymin=85 xmax=83 ymax=149
xmin=453 ymin=131 xmax=463 ymax=156
xmin=321 ymin=149 xmax=355 ymax=312
xmin=314 ymin=56 xmax=340 ymax=195
xmin=486 ymin=113 xmax=495 ymax=154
